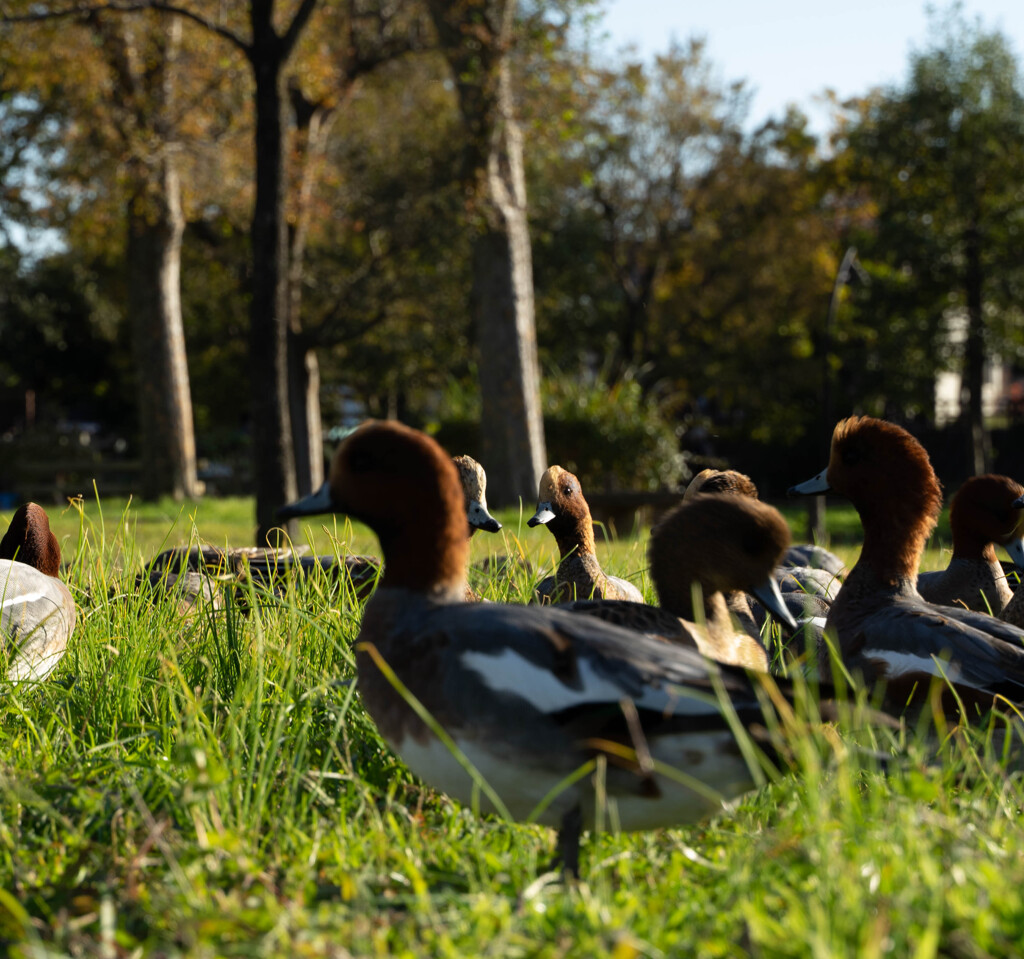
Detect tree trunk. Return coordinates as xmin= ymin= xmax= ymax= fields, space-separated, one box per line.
xmin=286 ymin=98 xmax=332 ymax=495
xmin=287 ymin=329 xmax=323 ymax=495
xmin=473 ymin=62 xmax=546 ymax=506
xmin=963 ymin=222 xmax=989 ymax=475
xmin=428 ymin=0 xmax=546 ymax=507
xmin=127 ymin=155 xmax=203 ymax=501
xmin=249 ymin=17 xmax=297 ymax=544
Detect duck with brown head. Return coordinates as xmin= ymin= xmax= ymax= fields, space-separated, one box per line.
xmin=527 ymin=466 xmax=643 ymax=604
xmin=557 ymin=494 xmax=797 ymax=671
xmin=917 ymin=474 xmax=1024 ymax=614
xmin=790 ymin=416 xmax=1024 ymax=714
xmin=0 ymin=503 xmax=76 ymax=682
xmin=279 ymin=449 xmax=502 ymax=601
xmin=279 ymin=420 xmax=849 ymax=875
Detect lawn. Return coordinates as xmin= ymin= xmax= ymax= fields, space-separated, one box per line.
xmin=0 ymin=494 xmax=1021 ymax=957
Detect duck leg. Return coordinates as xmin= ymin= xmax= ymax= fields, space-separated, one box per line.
xmin=551 ymin=805 xmax=582 ymax=878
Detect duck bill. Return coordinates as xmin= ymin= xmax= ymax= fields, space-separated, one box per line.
xmin=1005 ymin=536 xmax=1024 ymax=568
xmin=467 ymin=499 xmax=502 ymax=533
xmin=788 ymin=469 xmax=831 ymax=496
xmin=277 ymin=481 xmax=334 ymax=520
xmin=527 ymin=503 xmax=555 ymax=528
xmin=1014 ymin=494 xmax=1024 ymax=510
xmin=750 ymin=576 xmax=798 ymax=631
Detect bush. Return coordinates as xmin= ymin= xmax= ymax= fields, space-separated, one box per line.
xmin=430 ymin=371 xmax=686 ymax=492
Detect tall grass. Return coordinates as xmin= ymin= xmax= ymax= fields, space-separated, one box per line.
xmin=0 ymin=497 xmax=1021 ymax=956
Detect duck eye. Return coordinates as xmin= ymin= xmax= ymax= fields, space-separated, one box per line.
xmin=563 ymin=486 xmax=573 ymax=497
xmin=841 ymin=447 xmax=862 ymax=467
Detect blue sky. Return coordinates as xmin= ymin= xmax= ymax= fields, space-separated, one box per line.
xmin=599 ymin=0 xmax=1024 ymax=130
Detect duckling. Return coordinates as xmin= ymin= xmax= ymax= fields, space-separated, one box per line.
xmin=790 ymin=416 xmax=1024 ymax=715
xmin=527 ymin=466 xmax=643 ymax=603
xmin=0 ymin=503 xmax=76 ymax=682
xmin=279 ymin=421 xmax=868 ymax=875
xmin=917 ymin=474 xmax=1024 ymax=614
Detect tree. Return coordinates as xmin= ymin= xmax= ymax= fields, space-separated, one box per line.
xmin=425 ymin=0 xmax=546 ymax=507
xmin=836 ymin=8 xmax=1024 ymax=473
xmin=0 ymin=3 xmax=237 ymax=500
xmin=540 ymin=39 xmax=752 ymax=384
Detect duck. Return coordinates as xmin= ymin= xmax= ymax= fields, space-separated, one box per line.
xmin=684 ymin=467 xmax=846 ymax=598
xmin=278 ymin=420 xmax=853 ymax=875
xmin=453 ymin=455 xmax=502 ymax=536
xmin=0 ymin=503 xmax=76 ymax=682
xmin=527 ymin=466 xmax=643 ymax=603
xmin=789 ymin=416 xmax=1024 ymax=714
xmin=997 ymin=493 xmax=1024 ymax=629
xmin=677 ymin=466 xmax=848 ymax=595
xmin=276 ymin=453 xmax=500 ymax=601
xmin=916 ymin=474 xmax=1024 ymax=614
xmin=556 ymin=494 xmax=797 ymax=671
xmin=681 ymin=468 xmax=837 ymax=660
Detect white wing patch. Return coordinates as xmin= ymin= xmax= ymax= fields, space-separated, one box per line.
xmin=0 ymin=590 xmax=49 ymax=610
xmin=867 ymin=648 xmax=962 ymax=681
xmin=459 ymin=647 xmax=724 ymax=717
xmin=460 ymin=648 xmax=622 ymax=712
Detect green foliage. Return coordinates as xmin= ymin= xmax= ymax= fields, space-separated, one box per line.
xmin=542 ymin=369 xmax=685 ymax=491
xmin=835 ymin=5 xmax=1024 ymax=417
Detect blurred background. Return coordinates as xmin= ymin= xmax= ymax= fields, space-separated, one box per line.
xmin=1 ymin=0 xmax=1022 ymax=541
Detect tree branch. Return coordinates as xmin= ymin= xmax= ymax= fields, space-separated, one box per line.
xmin=1 ymin=2 xmax=250 ymax=57
xmin=279 ymin=0 xmax=319 ymax=61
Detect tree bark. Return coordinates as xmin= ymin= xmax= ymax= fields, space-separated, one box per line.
xmin=287 ymin=96 xmax=333 ymax=495
xmin=126 ymin=156 xmax=202 ymax=500
xmin=110 ymin=14 xmax=201 ymax=501
xmin=249 ymin=3 xmax=299 ymax=544
xmin=472 ymin=94 xmax=546 ymax=505
xmin=427 ymin=0 xmax=546 ymax=507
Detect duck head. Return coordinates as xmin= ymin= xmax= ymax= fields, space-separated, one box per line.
xmin=790 ymin=416 xmax=941 ymax=580
xmin=278 ymin=421 xmax=469 ymax=594
xmin=950 ymin=474 xmax=1024 ymax=566
xmin=684 ymin=469 xmax=759 ymax=502
xmin=0 ymin=503 xmax=62 ymax=577
xmin=650 ymin=493 xmax=796 ymax=628
xmin=452 ymin=454 xmax=502 ymax=535
xmin=527 ymin=465 xmax=595 ymax=557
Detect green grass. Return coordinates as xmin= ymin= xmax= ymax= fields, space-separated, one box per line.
xmin=1 ymin=496 xmax=1023 ymax=956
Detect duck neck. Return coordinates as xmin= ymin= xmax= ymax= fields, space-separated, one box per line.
xmin=0 ymin=508 xmax=61 ymax=577
xmin=852 ymin=500 xmax=932 ymax=590
xmin=550 ymin=514 xmax=597 ymax=563
xmin=376 ymin=515 xmax=469 ymax=599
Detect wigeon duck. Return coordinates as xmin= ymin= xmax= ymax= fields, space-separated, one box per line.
xmin=916 ymin=474 xmax=1024 ymax=614
xmin=278 ymin=452 xmax=501 ymax=601
xmin=0 ymin=503 xmax=76 ymax=682
xmin=681 ymin=468 xmax=838 ymax=657
xmin=684 ymin=468 xmax=846 ymax=597
xmin=279 ymin=421 xmax=841 ymax=874
xmin=790 ymin=416 xmax=1024 ymax=713
xmin=527 ymin=466 xmax=643 ymax=603
xmin=557 ymin=494 xmax=797 ymax=671
xmin=452 ymin=455 xmax=502 ymax=536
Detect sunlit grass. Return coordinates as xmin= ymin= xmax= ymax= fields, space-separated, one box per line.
xmin=1 ymin=495 xmax=1021 ymax=955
